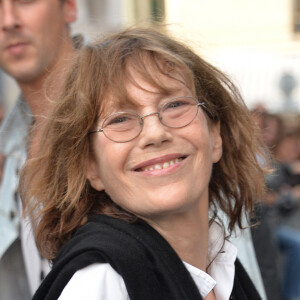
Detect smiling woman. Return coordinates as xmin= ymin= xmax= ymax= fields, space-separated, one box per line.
xmin=20 ymin=27 xmax=267 ymax=300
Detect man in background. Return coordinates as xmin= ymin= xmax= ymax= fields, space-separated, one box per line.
xmin=0 ymin=0 xmax=77 ymax=298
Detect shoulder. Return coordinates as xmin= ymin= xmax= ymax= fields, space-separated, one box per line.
xmin=58 ymin=263 xmax=129 ymax=300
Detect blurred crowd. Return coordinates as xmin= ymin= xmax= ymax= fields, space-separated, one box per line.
xmin=251 ymin=104 xmax=300 ymax=300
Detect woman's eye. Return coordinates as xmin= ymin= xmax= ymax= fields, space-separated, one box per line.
xmin=105 ymin=114 xmax=137 ymax=128
xmin=166 ymin=100 xmax=189 ymax=109
xmin=108 ymin=116 xmax=129 ymax=125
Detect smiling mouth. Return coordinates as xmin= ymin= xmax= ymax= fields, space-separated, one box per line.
xmin=135 ymin=156 xmax=187 ymax=172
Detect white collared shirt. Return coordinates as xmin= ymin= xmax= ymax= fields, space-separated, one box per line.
xmin=59 ymin=223 xmax=237 ymax=300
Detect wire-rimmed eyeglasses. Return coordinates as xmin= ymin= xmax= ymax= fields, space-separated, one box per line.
xmin=89 ymin=96 xmax=205 ymax=143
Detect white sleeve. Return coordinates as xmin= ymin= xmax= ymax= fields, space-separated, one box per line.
xmin=58 ymin=263 xmax=129 ymax=300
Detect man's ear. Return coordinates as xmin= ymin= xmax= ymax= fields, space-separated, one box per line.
xmin=86 ymin=159 xmax=105 ymax=191
xmin=63 ymin=0 xmax=78 ymax=24
xmin=211 ymin=121 xmax=223 ymax=163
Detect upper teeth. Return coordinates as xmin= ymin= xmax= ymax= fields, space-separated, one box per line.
xmin=140 ymin=158 xmax=183 ymax=172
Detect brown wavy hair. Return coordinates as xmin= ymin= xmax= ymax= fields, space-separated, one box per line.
xmin=20 ymin=27 xmax=268 ymax=259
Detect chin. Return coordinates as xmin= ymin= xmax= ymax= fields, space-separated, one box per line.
xmin=9 ymin=60 xmax=45 ymax=83
xmin=17 ymin=70 xmax=42 ymax=83
xmin=146 ymin=195 xmax=193 ymax=215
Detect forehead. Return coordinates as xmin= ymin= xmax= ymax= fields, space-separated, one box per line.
xmin=0 ymin=0 xmax=63 ymax=7
xmin=99 ymin=59 xmax=195 ymax=116
xmin=126 ymin=67 xmax=188 ymax=98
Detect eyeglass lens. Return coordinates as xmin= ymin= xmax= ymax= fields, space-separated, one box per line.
xmin=102 ymin=97 xmax=200 ymax=142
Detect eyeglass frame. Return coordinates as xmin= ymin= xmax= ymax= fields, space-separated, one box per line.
xmin=88 ymin=96 xmax=206 ymax=143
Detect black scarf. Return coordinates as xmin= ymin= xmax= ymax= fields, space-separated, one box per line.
xmin=33 ymin=214 xmax=261 ymax=300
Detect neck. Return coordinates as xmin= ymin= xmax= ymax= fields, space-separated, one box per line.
xmin=19 ymin=78 xmax=52 ymax=119
xmin=147 ymin=198 xmax=209 ymax=271
xmin=20 ymin=37 xmax=75 ymax=158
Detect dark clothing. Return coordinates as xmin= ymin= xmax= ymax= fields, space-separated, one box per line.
xmin=34 ymin=214 xmax=262 ymax=300
xmin=251 ymin=204 xmax=281 ymax=300
xmin=0 ymin=239 xmax=31 ymax=300
xmin=264 ymin=161 xmax=300 ymax=299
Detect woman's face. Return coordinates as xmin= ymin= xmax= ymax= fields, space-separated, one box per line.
xmin=87 ymin=69 xmax=222 ymax=223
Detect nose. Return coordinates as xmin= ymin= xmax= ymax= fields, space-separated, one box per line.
xmin=1 ymin=2 xmax=20 ymax=31
xmin=138 ymin=112 xmax=172 ymax=148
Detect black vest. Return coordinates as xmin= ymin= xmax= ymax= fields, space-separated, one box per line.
xmin=33 ymin=215 xmax=262 ymax=300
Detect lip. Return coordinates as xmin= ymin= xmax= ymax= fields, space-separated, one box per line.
xmin=132 ymin=153 xmax=188 ymax=174
xmin=6 ymin=42 xmax=28 ymax=55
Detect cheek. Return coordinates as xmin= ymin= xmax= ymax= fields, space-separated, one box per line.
xmin=96 ymin=141 xmax=131 ymax=183
xmin=186 ymin=121 xmax=218 ymax=171
xmin=185 ymin=116 xmax=211 ymax=150
xmin=31 ymin=7 xmax=64 ymax=39
xmin=94 ymin=142 xmax=144 ymax=212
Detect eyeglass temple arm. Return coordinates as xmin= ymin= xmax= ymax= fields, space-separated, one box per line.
xmin=198 ymin=102 xmax=217 ymax=121
xmin=88 ymin=128 xmax=104 ymax=135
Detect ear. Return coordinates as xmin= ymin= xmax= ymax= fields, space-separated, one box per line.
xmin=86 ymin=158 xmax=105 ymax=191
xmin=63 ymin=0 xmax=78 ymax=24
xmin=210 ymin=121 xmax=223 ymax=163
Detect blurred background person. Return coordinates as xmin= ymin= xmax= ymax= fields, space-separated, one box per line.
xmin=256 ymin=110 xmax=300 ymax=300
xmin=0 ymin=0 xmax=78 ymax=298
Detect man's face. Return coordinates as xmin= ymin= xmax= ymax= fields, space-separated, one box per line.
xmin=0 ymin=0 xmax=77 ymax=83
